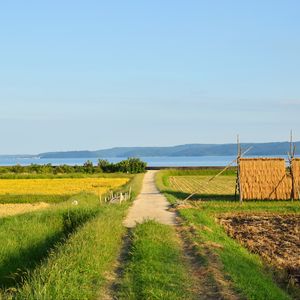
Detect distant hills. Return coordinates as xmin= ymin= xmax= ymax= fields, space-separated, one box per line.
xmin=37 ymin=142 xmax=300 ymax=158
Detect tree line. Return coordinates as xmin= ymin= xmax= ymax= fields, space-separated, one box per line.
xmin=0 ymin=158 xmax=147 ymax=174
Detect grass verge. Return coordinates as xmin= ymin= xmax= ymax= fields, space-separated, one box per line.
xmin=117 ymin=221 xmax=194 ymax=300
xmin=179 ymin=209 xmax=291 ymax=300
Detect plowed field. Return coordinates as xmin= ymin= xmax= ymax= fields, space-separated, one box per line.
xmin=219 ymin=214 xmax=300 ymax=286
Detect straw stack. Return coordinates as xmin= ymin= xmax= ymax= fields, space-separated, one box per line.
xmin=239 ymin=158 xmax=291 ymax=200
xmin=291 ymin=158 xmax=300 ymax=199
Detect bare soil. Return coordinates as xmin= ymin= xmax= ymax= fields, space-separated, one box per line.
xmin=219 ymin=213 xmax=300 ymax=286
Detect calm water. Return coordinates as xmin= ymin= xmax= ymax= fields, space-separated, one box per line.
xmin=0 ymin=155 xmax=291 ymax=167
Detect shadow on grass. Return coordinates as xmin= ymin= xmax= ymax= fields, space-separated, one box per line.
xmin=164 ymin=190 xmax=237 ymax=202
xmin=0 ymin=230 xmax=66 ymax=289
xmin=0 ymin=208 xmax=99 ymax=289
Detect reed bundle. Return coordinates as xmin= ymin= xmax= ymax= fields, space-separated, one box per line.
xmin=291 ymin=158 xmax=300 ymax=199
xmin=239 ymin=158 xmax=291 ymax=200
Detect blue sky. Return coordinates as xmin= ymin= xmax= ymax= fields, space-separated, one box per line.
xmin=0 ymin=1 xmax=299 ymax=154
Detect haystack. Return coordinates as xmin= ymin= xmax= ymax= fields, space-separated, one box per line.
xmin=291 ymin=158 xmax=300 ymax=199
xmin=239 ymin=158 xmax=292 ymax=200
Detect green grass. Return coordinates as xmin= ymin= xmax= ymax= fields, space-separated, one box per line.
xmin=13 ymin=204 xmax=129 ymax=300
xmin=0 ymin=173 xmax=144 ymax=299
xmin=118 ymin=221 xmax=194 ymax=300
xmin=0 ymin=210 xmax=65 ymax=288
xmin=179 ymin=209 xmax=291 ymax=300
xmin=0 ymin=192 xmax=102 ymax=290
xmin=156 ymin=169 xmax=299 ymax=300
xmin=0 ymin=194 xmax=69 ymax=204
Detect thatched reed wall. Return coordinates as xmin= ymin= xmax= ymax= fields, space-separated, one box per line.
xmin=291 ymin=158 xmax=300 ymax=200
xmin=239 ymin=158 xmax=292 ymax=200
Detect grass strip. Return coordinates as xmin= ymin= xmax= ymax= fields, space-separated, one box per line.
xmin=118 ymin=221 xmax=194 ymax=300
xmin=13 ymin=204 xmax=128 ymax=300
xmin=0 ymin=194 xmax=69 ymax=204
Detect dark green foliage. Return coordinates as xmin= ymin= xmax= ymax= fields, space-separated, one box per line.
xmin=115 ymin=158 xmax=147 ymax=174
xmin=0 ymin=158 xmax=147 ymax=175
xmin=97 ymin=158 xmax=147 ymax=173
xmin=97 ymin=159 xmax=110 ymax=172
xmin=83 ymin=160 xmax=94 ymax=174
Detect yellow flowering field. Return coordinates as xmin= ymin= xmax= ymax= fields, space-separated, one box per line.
xmin=0 ymin=178 xmax=129 ymax=196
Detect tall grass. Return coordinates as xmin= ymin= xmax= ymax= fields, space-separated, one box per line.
xmin=0 ymin=173 xmax=144 ymax=299
xmin=0 ymin=210 xmax=64 ymax=289
xmin=14 ymin=204 xmax=129 ymax=300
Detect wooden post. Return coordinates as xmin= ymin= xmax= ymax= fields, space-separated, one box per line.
xmin=237 ymin=135 xmax=243 ymax=203
xmin=129 ymin=186 xmax=132 ymax=199
xmin=289 ymin=130 xmax=295 ymax=201
xmin=98 ymin=189 xmax=102 ymax=205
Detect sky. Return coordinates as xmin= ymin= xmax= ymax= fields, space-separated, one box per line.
xmin=0 ymin=0 xmax=300 ymax=154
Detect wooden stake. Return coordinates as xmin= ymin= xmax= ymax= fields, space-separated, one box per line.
xmin=129 ymin=186 xmax=132 ymax=199
xmin=289 ymin=130 xmax=295 ymax=201
xmin=237 ymin=135 xmax=243 ymax=202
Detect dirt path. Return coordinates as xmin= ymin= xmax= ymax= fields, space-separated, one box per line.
xmin=0 ymin=202 xmax=50 ymax=218
xmin=123 ymin=170 xmax=176 ymax=228
xmin=105 ymin=171 xmax=239 ymax=299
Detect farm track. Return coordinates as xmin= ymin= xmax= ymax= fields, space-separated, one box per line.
xmin=100 ymin=230 xmax=132 ymax=300
xmin=113 ymin=172 xmax=240 ymax=299
xmin=123 ymin=171 xmax=176 ymax=227
xmin=176 ymin=224 xmax=240 ymax=300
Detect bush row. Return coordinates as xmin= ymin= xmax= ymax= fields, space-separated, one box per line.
xmin=0 ymin=158 xmax=147 ymax=174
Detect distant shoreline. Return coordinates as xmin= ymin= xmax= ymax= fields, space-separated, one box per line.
xmin=0 ymin=155 xmax=297 ymax=168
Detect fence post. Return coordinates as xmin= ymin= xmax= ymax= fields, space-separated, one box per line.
xmin=129 ymin=186 xmax=132 ymax=199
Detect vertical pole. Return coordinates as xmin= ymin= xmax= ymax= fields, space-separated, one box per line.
xmin=129 ymin=186 xmax=132 ymax=199
xmin=289 ymin=130 xmax=295 ymax=201
xmin=237 ymin=134 xmax=243 ymax=202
